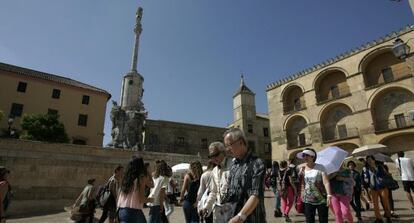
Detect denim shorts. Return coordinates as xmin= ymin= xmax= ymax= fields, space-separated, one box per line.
xmin=118 ymin=207 xmax=147 ymax=223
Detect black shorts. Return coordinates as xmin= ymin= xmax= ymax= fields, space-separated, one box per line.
xmin=402 ymin=181 xmax=414 ymax=193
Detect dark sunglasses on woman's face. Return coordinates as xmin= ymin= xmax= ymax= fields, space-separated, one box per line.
xmin=302 ymin=153 xmax=312 ymax=158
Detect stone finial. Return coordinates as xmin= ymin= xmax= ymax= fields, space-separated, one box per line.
xmin=240 ymin=73 xmax=245 ymax=87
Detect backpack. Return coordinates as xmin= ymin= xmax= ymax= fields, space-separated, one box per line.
xmin=96 ymin=179 xmax=115 ymax=208
xmin=277 ymin=169 xmax=288 ymax=197
xmin=269 ymin=175 xmax=277 ymax=188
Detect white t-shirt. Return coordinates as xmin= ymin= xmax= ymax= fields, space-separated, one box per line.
xmin=148 ymin=176 xmax=168 ymax=206
xmin=395 ymin=157 xmax=414 ymax=181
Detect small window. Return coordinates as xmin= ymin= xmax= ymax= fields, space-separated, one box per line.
xmin=263 ymin=128 xmax=269 ymax=137
xmin=298 ymin=133 xmax=306 ymax=146
xmin=294 ymin=98 xmax=301 ymax=110
xmin=17 ymin=82 xmax=27 ymax=93
xmin=177 ymin=137 xmax=185 ymax=145
xmin=337 ymin=124 xmax=348 ymax=139
xmin=78 ymin=114 xmax=88 ymax=126
xmin=330 ymin=85 xmax=340 ymax=98
xmin=248 ymin=141 xmax=255 ymax=151
xmin=149 ymin=134 xmax=159 ymax=145
xmin=52 ymin=89 xmax=61 ymax=99
xmin=128 ymin=80 xmax=134 ymax=85
xmin=382 ymin=68 xmax=394 ymax=83
xmin=247 ymin=124 xmax=253 ymax=133
xmin=201 ymin=138 xmax=208 ymax=149
xmin=394 ymin=113 xmax=406 ymax=128
xmin=82 ymin=95 xmax=90 ymax=105
xmin=264 ymin=143 xmax=271 ymax=153
xmin=73 ymin=139 xmax=87 ymax=145
xmin=9 ymin=103 xmax=24 ymax=118
xmin=48 ymin=109 xmax=58 ymax=116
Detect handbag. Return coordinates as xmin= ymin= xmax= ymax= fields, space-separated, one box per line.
xmin=381 ymin=175 xmax=399 ymax=191
xmin=70 ymin=206 xmax=84 ymax=221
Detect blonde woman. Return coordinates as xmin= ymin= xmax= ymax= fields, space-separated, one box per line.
xmin=179 ymin=161 xmax=203 ymax=223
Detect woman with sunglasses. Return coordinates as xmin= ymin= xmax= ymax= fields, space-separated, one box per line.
xmin=297 ymin=148 xmax=332 ymax=223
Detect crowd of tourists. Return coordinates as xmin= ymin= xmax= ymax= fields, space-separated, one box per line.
xmin=70 ymin=128 xmax=267 ymax=223
xmin=268 ymin=149 xmax=414 ymax=223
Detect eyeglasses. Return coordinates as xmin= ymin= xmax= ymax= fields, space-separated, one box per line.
xmin=225 ymin=139 xmax=240 ymax=149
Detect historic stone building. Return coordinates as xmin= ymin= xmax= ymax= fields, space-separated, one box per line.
xmin=0 ymin=62 xmax=111 ymax=146
xmin=266 ymin=25 xmax=414 ymax=161
xmin=144 ymin=119 xmax=226 ymax=156
xmin=228 ymin=76 xmax=272 ymax=165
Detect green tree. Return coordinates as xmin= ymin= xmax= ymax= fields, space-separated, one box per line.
xmin=20 ymin=113 xmax=69 ymax=143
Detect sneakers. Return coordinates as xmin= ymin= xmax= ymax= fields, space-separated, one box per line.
xmin=274 ymin=209 xmax=282 ymax=218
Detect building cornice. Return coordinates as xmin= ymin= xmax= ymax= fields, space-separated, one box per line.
xmin=266 ymin=25 xmax=414 ymax=92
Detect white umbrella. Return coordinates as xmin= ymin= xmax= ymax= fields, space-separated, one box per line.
xmin=373 ymin=153 xmax=393 ymax=163
xmin=351 ymin=144 xmax=388 ymax=157
xmin=316 ymin=146 xmax=349 ymax=175
xmin=172 ymin=163 xmax=190 ymax=174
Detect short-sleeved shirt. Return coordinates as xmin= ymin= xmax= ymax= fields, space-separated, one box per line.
xmin=225 ymin=152 xmax=266 ymax=223
xmin=395 ymin=157 xmax=414 ymax=181
xmin=148 ymin=175 xmax=168 ymax=206
xmin=303 ymin=163 xmax=327 ymax=205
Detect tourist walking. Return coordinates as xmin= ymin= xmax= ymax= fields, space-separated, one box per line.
xmin=329 ymin=167 xmax=354 ymax=223
xmin=0 ymin=167 xmax=11 ymax=223
xmin=164 ymin=166 xmax=176 ymax=220
xmin=118 ymin=156 xmax=154 ymax=223
xmin=148 ymin=160 xmax=171 ymax=223
xmin=223 ymin=128 xmax=266 ymax=223
xmin=363 ymin=155 xmax=391 ymax=223
xmin=179 ymin=161 xmax=203 ymax=223
xmin=297 ymin=148 xmax=331 ymax=223
xmin=200 ymin=141 xmax=233 ymax=223
xmin=395 ymin=151 xmax=414 ymax=209
xmin=278 ymin=160 xmax=297 ymax=222
xmin=348 ymin=161 xmax=362 ymax=221
xmin=72 ymin=178 xmax=97 ymax=223
xmin=270 ymin=161 xmax=282 ymax=218
xmin=98 ymin=165 xmax=124 ymax=223
xmin=197 ymin=161 xmax=216 ymax=223
xmin=383 ymin=164 xmax=399 ymax=218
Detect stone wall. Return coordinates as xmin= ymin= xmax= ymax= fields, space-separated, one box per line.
xmin=0 ymin=139 xmax=206 ymax=216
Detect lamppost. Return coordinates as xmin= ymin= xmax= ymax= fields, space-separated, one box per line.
xmin=392 ymin=38 xmax=410 ymax=59
xmin=7 ymin=118 xmax=14 ymax=137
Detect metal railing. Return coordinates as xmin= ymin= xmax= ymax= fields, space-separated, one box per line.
xmin=321 ymin=125 xmax=359 ymax=142
xmin=316 ymin=84 xmax=351 ymax=104
xmin=365 ymin=72 xmax=411 ymax=89
xmin=374 ymin=115 xmax=414 ymax=133
xmin=283 ymin=103 xmax=306 ymax=114
xmin=287 ymin=134 xmax=312 ymax=149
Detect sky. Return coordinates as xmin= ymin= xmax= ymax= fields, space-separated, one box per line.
xmin=0 ymin=0 xmax=413 ymax=145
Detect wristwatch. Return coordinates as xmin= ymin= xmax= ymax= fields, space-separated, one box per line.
xmin=237 ymin=213 xmax=247 ymax=222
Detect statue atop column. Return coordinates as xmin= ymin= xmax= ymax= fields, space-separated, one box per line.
xmin=108 ymin=6 xmax=146 ymax=150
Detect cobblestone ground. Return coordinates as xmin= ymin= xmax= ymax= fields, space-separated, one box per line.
xmin=7 ymin=189 xmax=414 ymax=223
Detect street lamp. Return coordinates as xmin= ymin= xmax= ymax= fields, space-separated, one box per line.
xmin=392 ymin=38 xmax=410 ymax=59
xmin=7 ymin=118 xmax=14 ymax=137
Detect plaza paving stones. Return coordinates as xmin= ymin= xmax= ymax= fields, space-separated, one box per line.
xmin=7 ymin=189 xmax=414 ymax=223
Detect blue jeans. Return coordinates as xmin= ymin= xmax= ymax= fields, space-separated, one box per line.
xmin=148 ymin=205 xmax=161 ymax=223
xmin=118 ymin=208 xmax=147 ymax=223
xmin=272 ymin=187 xmax=281 ymax=210
xmin=183 ymin=200 xmax=199 ymax=223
